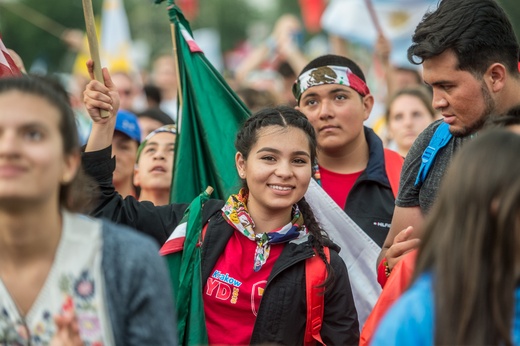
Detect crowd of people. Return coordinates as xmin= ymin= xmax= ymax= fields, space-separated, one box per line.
xmin=0 ymin=0 xmax=519 ymax=344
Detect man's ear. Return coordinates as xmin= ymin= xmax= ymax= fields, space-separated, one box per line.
xmin=487 ymin=63 xmax=507 ymax=93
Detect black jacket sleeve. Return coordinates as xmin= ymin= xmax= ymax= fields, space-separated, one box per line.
xmin=82 ymin=146 xmax=187 ymax=245
xmin=322 ymin=250 xmax=360 ymax=345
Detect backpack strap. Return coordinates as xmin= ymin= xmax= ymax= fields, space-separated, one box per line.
xmin=198 ymin=222 xmax=209 ymax=247
xmin=383 ymin=149 xmax=404 ymax=199
xmin=304 ymin=246 xmax=331 ymax=346
xmin=415 ymin=122 xmax=452 ymax=186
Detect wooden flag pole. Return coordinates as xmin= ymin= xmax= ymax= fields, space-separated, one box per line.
xmin=364 ymin=0 xmax=384 ymax=36
xmin=170 ymin=22 xmax=184 ymax=131
xmin=1 ymin=3 xmax=66 ymax=40
xmin=82 ymin=0 xmax=109 ymax=118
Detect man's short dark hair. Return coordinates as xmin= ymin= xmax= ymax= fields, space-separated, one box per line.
xmin=408 ymin=0 xmax=519 ymax=76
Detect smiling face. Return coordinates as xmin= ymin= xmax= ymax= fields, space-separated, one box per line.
xmin=134 ymin=131 xmax=176 ymax=192
xmin=235 ymin=125 xmax=312 ymax=217
xmin=0 ymin=91 xmax=79 ymax=209
xmin=388 ymin=94 xmax=435 ymax=156
xmin=423 ymin=50 xmax=495 ymax=137
xmin=297 ymin=83 xmax=373 ymax=154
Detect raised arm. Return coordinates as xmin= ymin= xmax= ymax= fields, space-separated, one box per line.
xmin=83 ymin=60 xmax=119 ymax=152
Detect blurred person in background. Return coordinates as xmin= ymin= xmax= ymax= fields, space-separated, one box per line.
xmin=234 ymin=14 xmax=309 ymax=107
xmin=137 ymin=107 xmax=175 ymax=139
xmin=110 ymin=110 xmax=141 ymax=198
xmin=0 ymin=76 xmax=177 ymax=345
xmin=143 ymin=84 xmax=162 ymax=108
xmin=385 ymin=86 xmax=437 ymax=157
xmin=111 ymin=71 xmax=145 ymax=112
xmin=374 ymin=35 xmax=423 ymax=100
xmin=151 ymin=54 xmax=178 ymax=121
xmin=235 ymin=86 xmax=277 ymax=113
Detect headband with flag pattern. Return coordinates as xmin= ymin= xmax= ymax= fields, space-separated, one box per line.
xmin=293 ymin=65 xmax=370 ymax=102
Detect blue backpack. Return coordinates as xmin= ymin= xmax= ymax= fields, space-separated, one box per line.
xmin=414 ymin=122 xmax=452 ymax=186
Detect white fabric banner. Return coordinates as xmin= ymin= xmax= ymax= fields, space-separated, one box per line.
xmin=305 ymin=179 xmax=382 ymax=328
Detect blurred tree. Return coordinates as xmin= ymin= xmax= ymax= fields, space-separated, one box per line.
xmin=497 ymin=0 xmax=520 ymax=41
xmin=190 ymin=0 xmax=259 ymax=53
xmin=0 ymin=0 xmax=102 ymax=73
xmin=1 ymin=0 xmax=518 ymax=74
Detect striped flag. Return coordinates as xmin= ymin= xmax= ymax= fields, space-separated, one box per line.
xmin=100 ymin=0 xmax=135 ymax=74
xmin=0 ymin=35 xmax=22 ymax=78
xmin=321 ymin=0 xmax=438 ymax=67
xmin=159 ymin=187 xmax=212 ymax=345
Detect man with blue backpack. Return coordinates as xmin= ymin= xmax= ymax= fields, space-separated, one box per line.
xmin=377 ymin=0 xmax=520 ymax=286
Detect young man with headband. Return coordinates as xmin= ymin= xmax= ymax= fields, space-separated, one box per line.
xmin=294 ymin=55 xmax=403 ymax=247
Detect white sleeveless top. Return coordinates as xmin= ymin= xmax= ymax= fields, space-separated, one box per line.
xmin=0 ymin=211 xmax=115 ymax=345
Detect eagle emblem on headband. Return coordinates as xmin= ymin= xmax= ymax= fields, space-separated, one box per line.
xmin=307 ymin=66 xmax=337 ymax=87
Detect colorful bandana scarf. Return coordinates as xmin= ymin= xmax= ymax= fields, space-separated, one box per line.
xmin=136 ymin=124 xmax=177 ymax=162
xmin=222 ymin=189 xmax=307 ymax=272
xmin=292 ymin=65 xmax=370 ymax=102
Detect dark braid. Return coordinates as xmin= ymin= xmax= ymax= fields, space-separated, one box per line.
xmin=297 ymin=197 xmax=335 ymax=289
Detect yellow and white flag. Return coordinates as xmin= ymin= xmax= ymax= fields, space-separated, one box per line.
xmin=100 ymin=0 xmax=135 ymax=74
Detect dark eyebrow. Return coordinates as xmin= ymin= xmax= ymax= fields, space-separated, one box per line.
xmin=301 ymin=86 xmax=353 ymax=101
xmin=256 ymin=147 xmax=310 ymax=157
xmin=426 ymin=80 xmax=452 ymax=87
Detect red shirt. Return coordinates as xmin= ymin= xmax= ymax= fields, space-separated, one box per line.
xmin=319 ymin=166 xmax=364 ymax=209
xmin=204 ymin=230 xmax=283 ymax=345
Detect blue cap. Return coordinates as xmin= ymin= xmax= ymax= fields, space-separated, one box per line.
xmin=114 ymin=110 xmax=141 ymax=143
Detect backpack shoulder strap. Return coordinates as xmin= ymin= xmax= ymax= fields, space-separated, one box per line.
xmin=415 ymin=122 xmax=452 ymax=186
xmin=304 ymin=246 xmax=331 ymax=346
xmin=383 ymin=149 xmax=404 ymax=199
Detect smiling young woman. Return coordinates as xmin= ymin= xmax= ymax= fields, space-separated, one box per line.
xmin=83 ymin=63 xmax=360 ymax=344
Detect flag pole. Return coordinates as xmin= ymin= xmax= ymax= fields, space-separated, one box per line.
xmin=364 ymin=0 xmax=383 ymax=36
xmin=1 ymin=3 xmax=66 ymax=40
xmin=82 ymin=0 xmax=109 ymax=118
xmin=170 ymin=21 xmax=184 ymax=131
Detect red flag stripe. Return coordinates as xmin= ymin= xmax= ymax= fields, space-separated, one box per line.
xmin=0 ymin=35 xmax=22 ymax=77
xmin=159 ymin=236 xmax=186 ymax=256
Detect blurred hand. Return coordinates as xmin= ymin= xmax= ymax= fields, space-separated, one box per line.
xmin=61 ymin=29 xmax=85 ymax=53
xmin=272 ymin=14 xmax=303 ymax=58
xmin=51 ymin=298 xmax=84 ymax=346
xmin=386 ymin=226 xmax=420 ymax=271
xmin=374 ymin=34 xmax=391 ymax=65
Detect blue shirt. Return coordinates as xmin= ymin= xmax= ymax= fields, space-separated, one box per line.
xmin=372 ymin=273 xmax=520 ymax=346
